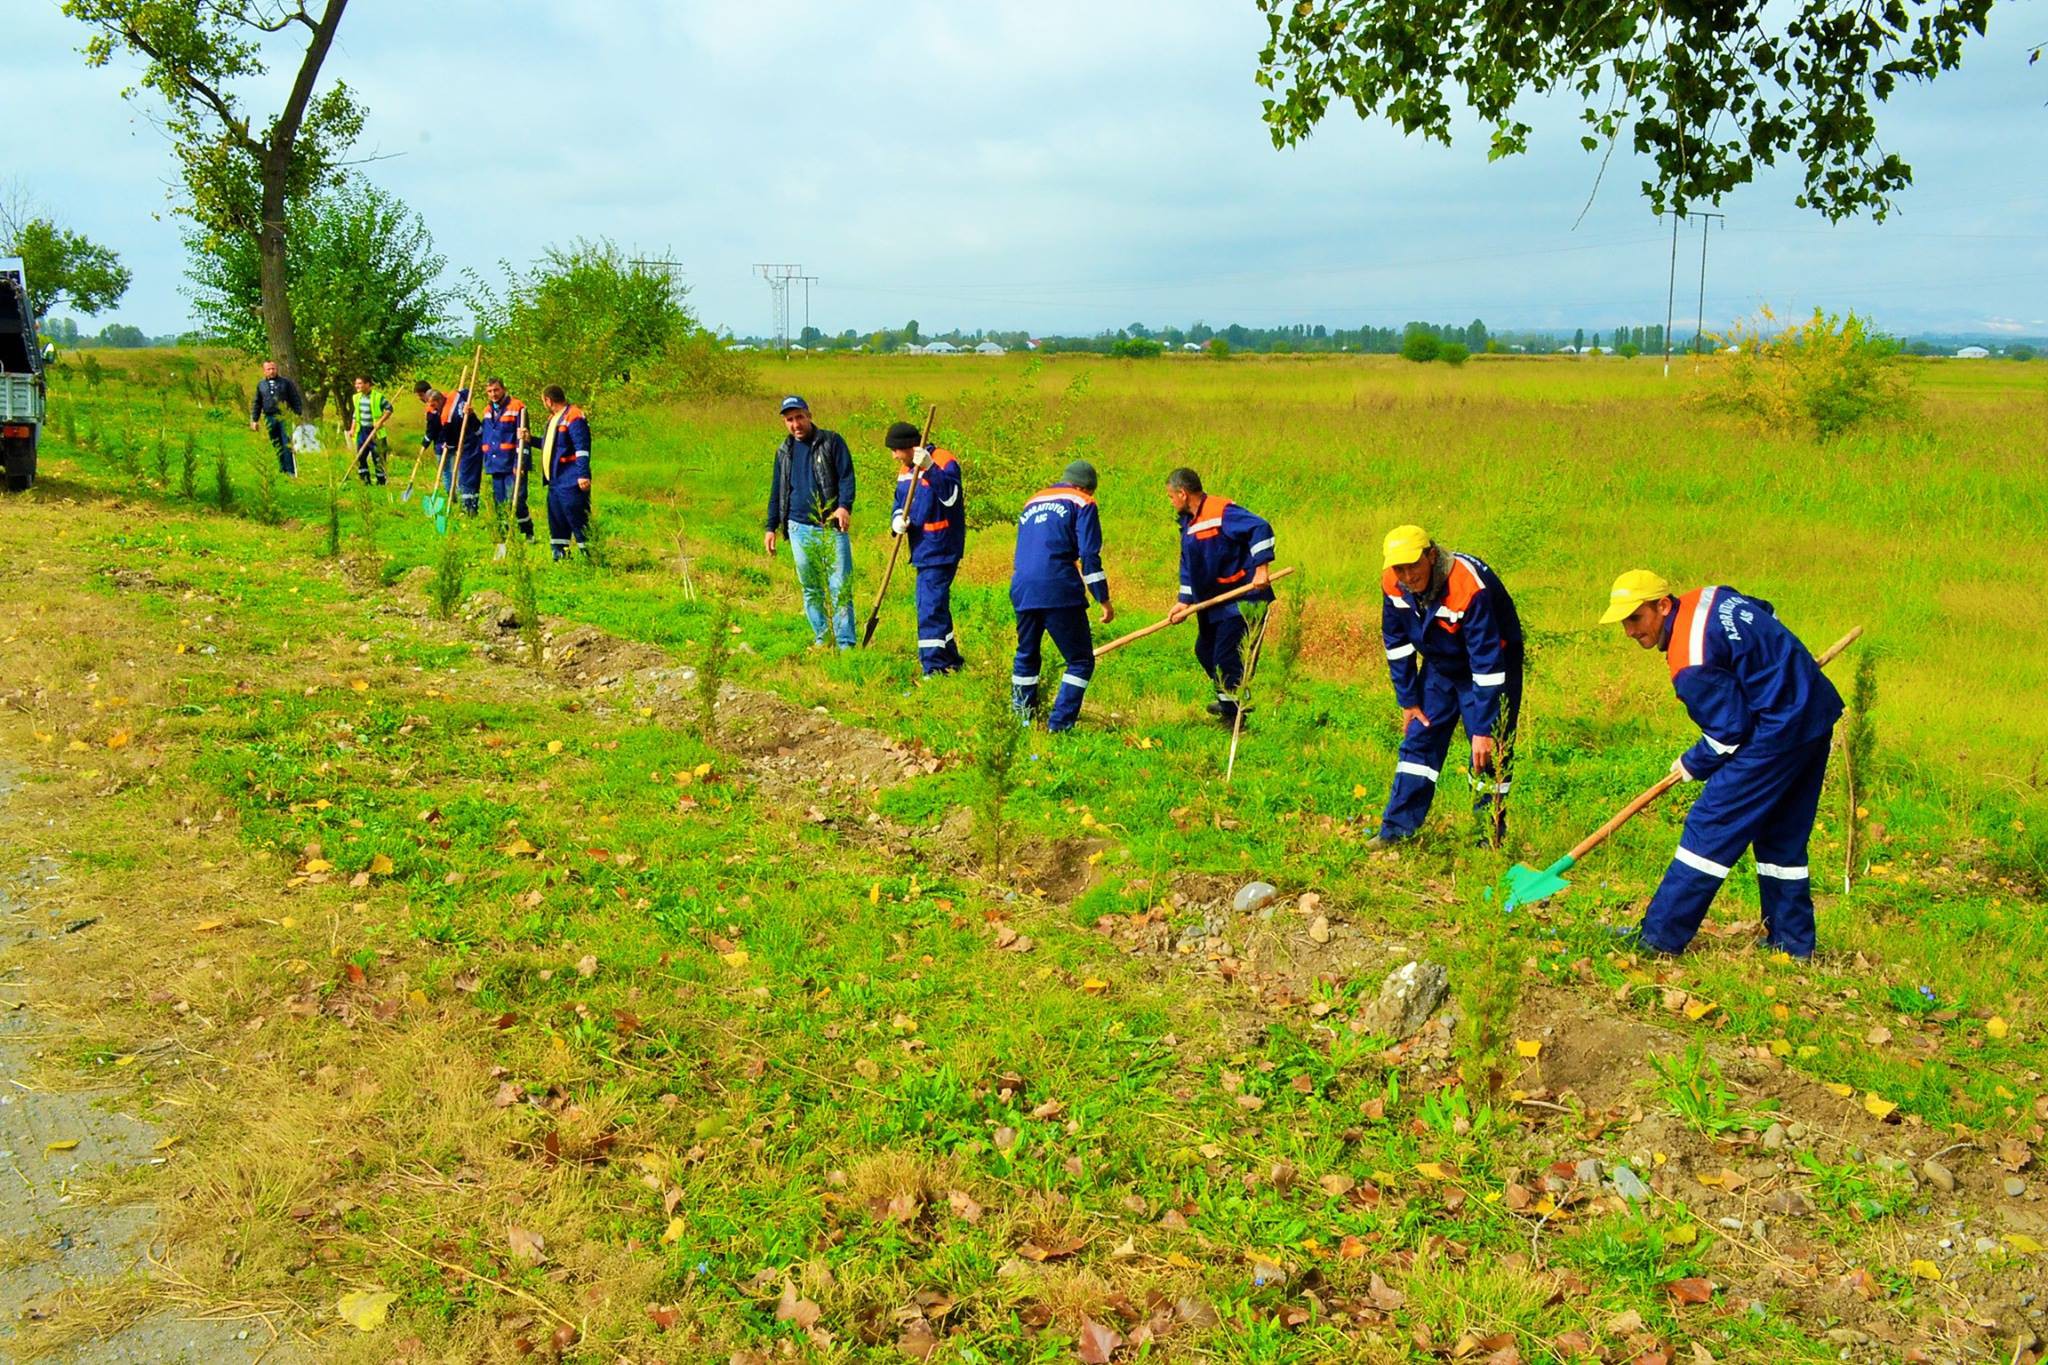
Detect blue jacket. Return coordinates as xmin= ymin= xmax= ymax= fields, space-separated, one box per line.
xmin=1380 ymin=550 xmax=1523 ymax=736
xmin=1177 ymin=494 xmax=1274 ymax=622
xmin=539 ymin=406 xmax=592 ymax=488
xmin=440 ymin=388 xmax=481 ymax=455
xmin=477 ymin=396 xmax=529 ymax=475
xmin=892 ymin=446 xmax=966 ymax=567
xmin=1663 ymin=586 xmax=1843 ymax=781
xmin=1010 ymin=483 xmax=1109 ymax=611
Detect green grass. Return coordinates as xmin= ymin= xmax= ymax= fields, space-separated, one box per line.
xmin=5 ymin=345 xmax=2044 ymax=1361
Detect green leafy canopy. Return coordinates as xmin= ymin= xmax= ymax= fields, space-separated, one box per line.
xmin=1254 ymin=0 xmax=1995 ymax=220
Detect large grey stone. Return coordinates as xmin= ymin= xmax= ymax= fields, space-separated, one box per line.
xmin=1233 ymin=882 xmax=1278 ymax=914
xmin=1360 ymin=960 xmax=1449 ymax=1039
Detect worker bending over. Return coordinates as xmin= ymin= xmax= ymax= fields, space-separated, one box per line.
xmin=1010 ymin=461 xmax=1113 ymax=732
xmin=1603 ymin=571 xmax=1842 ymax=958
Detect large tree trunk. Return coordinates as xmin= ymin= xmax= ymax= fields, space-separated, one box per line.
xmin=256 ymin=166 xmax=300 ymax=399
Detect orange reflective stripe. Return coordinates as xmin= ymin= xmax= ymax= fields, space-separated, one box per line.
xmin=921 ymin=519 xmax=951 ymax=532
xmin=1216 ymin=568 xmax=1247 ymax=584
xmin=1666 ymin=587 xmax=1709 ymax=678
xmin=1381 ymin=568 xmax=1402 ymax=597
xmin=1444 ymin=556 xmax=1484 ymax=612
xmin=1028 ymin=485 xmax=1094 ymax=505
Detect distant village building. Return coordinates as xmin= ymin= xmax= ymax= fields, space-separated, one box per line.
xmin=1954 ymin=345 xmax=1991 ymax=359
xmin=974 ymin=340 xmax=1005 ymax=355
xmin=1556 ymin=345 xmax=1578 ymax=354
xmin=924 ymin=340 xmax=960 ymax=354
xmin=1182 ymin=342 xmax=1201 ymax=351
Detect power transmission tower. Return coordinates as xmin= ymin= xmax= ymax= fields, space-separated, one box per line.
xmin=796 ymin=275 xmax=818 ymax=345
xmin=629 ymin=256 xmax=687 ymax=306
xmin=753 ymin=264 xmax=807 ymax=355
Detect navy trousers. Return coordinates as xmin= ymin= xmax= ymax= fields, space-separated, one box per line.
xmin=1378 ymin=645 xmax=1523 ymax=842
xmin=491 ymin=470 xmax=534 ymax=540
xmin=263 ymin=415 xmax=296 ymax=476
xmin=1194 ymin=609 xmax=1248 ymax=712
xmin=915 ymin=562 xmax=965 ymax=674
xmin=353 ymin=429 xmax=386 ymax=484
xmin=1013 ymin=606 xmax=1094 ymax=731
xmin=1640 ymin=734 xmax=1831 ymax=958
xmin=547 ymin=480 xmax=590 ymax=559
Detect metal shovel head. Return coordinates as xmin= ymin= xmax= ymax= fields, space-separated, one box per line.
xmin=1503 ymin=856 xmax=1574 ymax=912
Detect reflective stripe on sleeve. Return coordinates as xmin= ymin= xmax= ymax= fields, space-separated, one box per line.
xmin=1673 ymin=846 xmax=1733 ymax=879
xmin=1703 ymin=733 xmax=1741 ymax=755
xmin=1472 ymin=670 xmax=1506 ymax=686
xmin=1179 ymin=585 xmax=1194 ymax=598
xmin=1249 ymin=537 xmax=1274 ymax=555
xmin=1082 ymin=571 xmax=1107 ymax=585
xmin=1385 ymin=643 xmax=1416 ymax=660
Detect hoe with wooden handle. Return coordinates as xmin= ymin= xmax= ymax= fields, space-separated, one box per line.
xmin=859 ymin=404 xmax=939 ymax=649
xmin=1093 ymin=565 xmax=1297 ymax=661
xmin=1501 ymin=624 xmax=1864 ymax=911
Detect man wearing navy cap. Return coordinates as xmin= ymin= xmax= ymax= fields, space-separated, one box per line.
xmin=764 ymin=396 xmax=859 ymax=649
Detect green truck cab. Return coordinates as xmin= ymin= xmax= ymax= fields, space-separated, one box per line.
xmin=1 ymin=257 xmax=50 ymax=492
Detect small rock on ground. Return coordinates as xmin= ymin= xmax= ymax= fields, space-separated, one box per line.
xmin=1360 ymin=960 xmax=1449 ymax=1040
xmin=1233 ymin=881 xmax=1278 ymax=914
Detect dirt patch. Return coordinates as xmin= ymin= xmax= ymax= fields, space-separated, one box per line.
xmin=1528 ymin=997 xmax=1674 ymax=1111
xmin=1008 ymin=835 xmax=1110 ymax=904
xmin=0 ymin=766 xmax=295 ymax=1362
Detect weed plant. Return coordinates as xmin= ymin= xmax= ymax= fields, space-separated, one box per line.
xmin=507 ymin=534 xmax=544 ymax=667
xmin=151 ymin=431 xmax=170 ymax=486
xmin=1455 ymin=924 xmax=1520 ymax=1096
xmin=430 ymin=524 xmax=468 ymax=620
xmin=179 ymin=434 xmax=198 ymax=499
xmin=697 ymin=596 xmax=734 ymax=737
xmin=973 ymin=669 xmax=1026 ymax=872
xmin=1650 ymin=1043 xmax=1774 ymax=1137
xmin=212 ymin=444 xmax=234 ymax=511
xmin=248 ymin=454 xmax=280 ymax=525
xmin=323 ymin=484 xmax=342 ymax=558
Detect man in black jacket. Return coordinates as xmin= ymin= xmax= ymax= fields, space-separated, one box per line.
xmin=763 ymin=395 xmax=858 ymax=648
xmin=247 ymin=360 xmax=304 ymax=477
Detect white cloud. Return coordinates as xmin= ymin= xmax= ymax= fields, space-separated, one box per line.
xmin=6 ymin=0 xmax=2043 ymax=338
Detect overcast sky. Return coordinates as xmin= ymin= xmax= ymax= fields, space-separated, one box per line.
xmin=8 ymin=0 xmax=2044 ymax=339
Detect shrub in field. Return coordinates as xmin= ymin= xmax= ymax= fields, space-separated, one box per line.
xmin=1456 ymin=925 xmax=1520 ymax=1096
xmin=151 ymin=431 xmax=170 ymax=485
xmin=1616 ymin=342 xmax=1642 ymax=359
xmin=1708 ymin=308 xmax=1915 ymax=441
xmin=212 ymin=444 xmax=234 ymax=511
xmin=323 ymin=484 xmax=342 ymax=558
xmin=958 ymin=361 xmax=1099 ymax=529
xmin=248 ymin=454 xmax=280 ymax=525
xmin=1205 ymin=338 xmax=1231 ymax=359
xmin=430 ymin=525 xmax=468 ymax=621
xmin=1843 ymin=650 xmax=1879 ymax=889
xmin=179 ymin=434 xmax=198 ymax=499
xmin=61 ymin=409 xmax=76 ymax=445
xmin=1109 ymin=336 xmax=1163 ymax=359
xmin=80 ymin=353 xmax=104 ymax=389
xmin=507 ymin=536 xmax=545 ymax=667
xmin=1401 ymin=329 xmax=1441 ymax=363
xmin=354 ymin=473 xmax=376 ymax=551
xmin=1440 ymin=341 xmax=1470 ymax=366
xmin=973 ymin=670 xmax=1026 ymax=873
xmin=696 ymin=596 xmax=734 ymax=738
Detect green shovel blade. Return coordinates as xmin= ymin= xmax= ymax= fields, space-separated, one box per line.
xmin=1503 ymin=854 xmax=1577 ymax=912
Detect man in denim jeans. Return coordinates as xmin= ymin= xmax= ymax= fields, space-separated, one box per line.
xmin=763 ymin=396 xmax=858 ymax=648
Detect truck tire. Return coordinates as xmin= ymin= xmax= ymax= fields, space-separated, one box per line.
xmin=2 ymin=433 xmax=35 ymax=492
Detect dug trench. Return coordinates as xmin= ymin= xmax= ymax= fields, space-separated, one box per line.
xmin=1 ymin=495 xmax=2041 ymax=1361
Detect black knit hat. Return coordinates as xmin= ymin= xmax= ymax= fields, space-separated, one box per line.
xmin=1061 ymin=460 xmax=1098 ymax=492
xmin=884 ymin=421 xmax=922 ymax=450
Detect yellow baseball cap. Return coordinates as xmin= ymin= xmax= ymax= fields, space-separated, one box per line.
xmin=1381 ymin=524 xmax=1432 ymax=571
xmin=1600 ymin=569 xmax=1673 ymax=624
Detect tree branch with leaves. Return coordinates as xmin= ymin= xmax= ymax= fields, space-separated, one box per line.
xmin=1253 ymin=0 xmax=1997 ymax=220
xmin=63 ymin=0 xmax=362 ymax=377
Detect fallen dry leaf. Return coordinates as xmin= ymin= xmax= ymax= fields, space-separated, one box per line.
xmin=1664 ymin=1277 xmax=1716 ymax=1306
xmin=1077 ymin=1318 xmax=1123 ymax=1364
xmin=337 ymin=1288 xmax=396 ymax=1332
xmin=775 ymin=1284 xmax=821 ymax=1329
xmin=507 ymin=1225 xmax=544 ymax=1262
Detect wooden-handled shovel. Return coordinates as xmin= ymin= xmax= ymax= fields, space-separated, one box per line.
xmin=860 ymin=404 xmax=938 ymax=648
xmin=1092 ymin=566 xmax=1297 ymax=661
xmin=1501 ymin=625 xmax=1864 ymax=911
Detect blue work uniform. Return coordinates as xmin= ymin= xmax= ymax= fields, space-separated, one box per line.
xmin=437 ymin=388 xmax=484 ymax=511
xmin=477 ymin=396 xmax=534 ymax=537
xmin=1377 ymin=550 xmax=1525 ymax=842
xmin=1639 ymin=586 xmax=1844 ymax=958
xmin=892 ymin=446 xmax=968 ymax=674
xmin=538 ymin=405 xmax=592 ymax=559
xmin=1176 ymin=494 xmax=1276 ymax=719
xmin=349 ymin=387 xmax=393 ymax=485
xmin=1010 ymin=483 xmax=1110 ymax=731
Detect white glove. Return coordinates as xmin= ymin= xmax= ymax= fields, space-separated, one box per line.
xmin=1670 ymin=756 xmax=1696 ymax=783
xmin=890 ymin=511 xmax=907 ymax=536
xmin=911 ymin=446 xmax=933 ymax=471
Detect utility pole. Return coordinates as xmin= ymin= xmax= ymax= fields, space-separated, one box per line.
xmin=1691 ymin=213 xmax=1725 ymax=359
xmin=1662 ymin=211 xmax=1681 ymax=378
xmin=797 ymin=274 xmax=818 ymax=346
xmin=752 ymin=264 xmax=805 ymax=354
xmin=629 ymin=256 xmax=687 ymax=307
